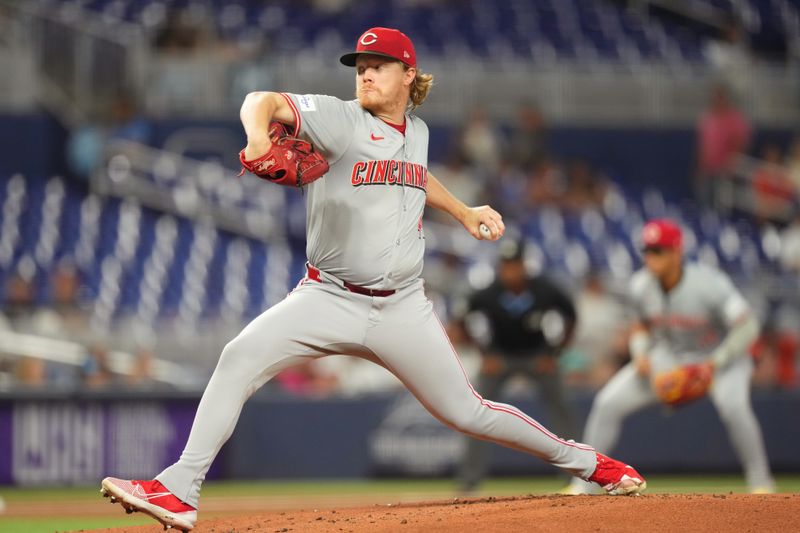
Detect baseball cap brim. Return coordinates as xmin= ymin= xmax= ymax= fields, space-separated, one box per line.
xmin=340 ymin=51 xmax=405 ymax=67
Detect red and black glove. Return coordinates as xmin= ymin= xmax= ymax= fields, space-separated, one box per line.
xmin=238 ymin=122 xmax=329 ymax=188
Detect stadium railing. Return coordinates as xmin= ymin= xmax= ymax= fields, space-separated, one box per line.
xmin=94 ymin=139 xmax=287 ymax=243
xmin=0 ymin=330 xmax=203 ymax=390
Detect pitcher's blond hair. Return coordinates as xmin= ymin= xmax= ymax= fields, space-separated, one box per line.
xmin=408 ymin=69 xmax=434 ymax=110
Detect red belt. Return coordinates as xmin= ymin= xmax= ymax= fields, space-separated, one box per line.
xmin=306 ymin=265 xmax=396 ymax=297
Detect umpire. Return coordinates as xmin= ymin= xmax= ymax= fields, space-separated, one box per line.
xmin=458 ymin=239 xmax=579 ymax=492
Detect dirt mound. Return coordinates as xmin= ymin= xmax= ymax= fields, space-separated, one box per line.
xmin=99 ymin=493 xmax=798 ymax=533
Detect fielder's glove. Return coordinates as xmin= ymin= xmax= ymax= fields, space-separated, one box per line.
xmin=652 ymin=363 xmax=714 ymax=407
xmin=238 ymin=121 xmax=329 ymax=188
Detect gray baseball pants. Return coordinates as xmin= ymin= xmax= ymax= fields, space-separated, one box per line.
xmin=568 ymin=357 xmax=774 ymax=493
xmin=156 ymin=273 xmax=597 ymax=508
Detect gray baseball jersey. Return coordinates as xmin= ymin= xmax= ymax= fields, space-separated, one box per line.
xmin=153 ymin=93 xmax=598 ymax=509
xmin=629 ymin=262 xmax=751 ymax=368
xmin=281 ymin=92 xmax=428 ymax=289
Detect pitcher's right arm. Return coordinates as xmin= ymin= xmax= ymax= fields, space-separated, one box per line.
xmin=240 ymin=92 xmax=297 ymax=160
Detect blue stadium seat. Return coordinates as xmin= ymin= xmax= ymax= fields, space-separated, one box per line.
xmin=0 ymin=172 xmax=744 ymax=308
xmin=50 ymin=0 xmax=795 ymax=64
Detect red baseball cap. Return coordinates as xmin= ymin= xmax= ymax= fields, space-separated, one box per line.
xmin=641 ymin=219 xmax=683 ymax=249
xmin=340 ymin=27 xmax=417 ymax=68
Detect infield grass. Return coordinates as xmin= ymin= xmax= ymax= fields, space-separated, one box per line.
xmin=1 ymin=474 xmax=798 ymax=532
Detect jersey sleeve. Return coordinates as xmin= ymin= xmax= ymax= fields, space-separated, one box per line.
xmin=280 ymin=93 xmax=357 ymax=163
xmin=627 ymin=270 xmax=650 ymax=323
xmin=704 ymin=267 xmax=751 ymax=327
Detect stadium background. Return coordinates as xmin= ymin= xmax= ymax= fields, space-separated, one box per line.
xmin=0 ymin=0 xmax=798 ymax=530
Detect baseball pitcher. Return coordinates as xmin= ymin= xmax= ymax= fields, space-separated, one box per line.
xmin=101 ymin=28 xmax=646 ymax=531
xmin=565 ymin=219 xmax=775 ymax=495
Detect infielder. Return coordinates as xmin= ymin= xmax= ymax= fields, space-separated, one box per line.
xmin=565 ymin=219 xmax=775 ymax=495
xmin=101 ymin=28 xmax=646 ymax=531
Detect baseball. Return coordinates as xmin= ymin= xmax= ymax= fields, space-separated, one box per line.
xmin=479 ymin=223 xmax=492 ymax=238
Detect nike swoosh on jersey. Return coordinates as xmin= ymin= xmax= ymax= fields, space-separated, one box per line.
xmin=370 ymin=133 xmax=385 ymax=141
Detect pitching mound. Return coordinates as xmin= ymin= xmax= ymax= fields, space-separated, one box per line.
xmin=101 ymin=493 xmax=798 ymax=533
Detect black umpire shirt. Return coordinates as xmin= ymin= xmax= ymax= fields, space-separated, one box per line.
xmin=467 ymin=276 xmax=577 ymax=359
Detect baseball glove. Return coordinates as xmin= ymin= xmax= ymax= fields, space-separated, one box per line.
xmin=238 ymin=121 xmax=329 ymax=188
xmin=652 ymin=363 xmax=713 ymax=407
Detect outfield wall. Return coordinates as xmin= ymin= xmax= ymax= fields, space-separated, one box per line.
xmin=0 ymin=389 xmax=798 ymax=486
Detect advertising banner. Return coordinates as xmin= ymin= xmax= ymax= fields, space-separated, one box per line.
xmin=0 ymin=398 xmax=208 ymax=486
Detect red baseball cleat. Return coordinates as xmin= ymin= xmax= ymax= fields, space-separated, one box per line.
xmin=588 ymin=452 xmax=647 ymax=495
xmin=101 ymin=477 xmax=196 ymax=531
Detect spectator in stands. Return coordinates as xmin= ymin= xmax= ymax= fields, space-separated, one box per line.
xmin=313 ymin=355 xmax=404 ymax=397
xmin=774 ymin=225 xmax=800 ymax=387
xmin=29 ymin=259 xmax=90 ymax=344
xmin=81 ymin=344 xmax=115 ymax=389
xmin=771 ymin=304 xmax=799 ymax=389
xmin=274 ymin=360 xmax=338 ymax=398
xmin=527 ymin=155 xmax=567 ymax=208
xmin=2 ymin=262 xmax=51 ymax=388
xmin=750 ymin=323 xmax=779 ymax=389
xmin=3 ymin=266 xmax=35 ymax=332
xmin=459 ymin=105 xmax=503 ymax=174
xmin=705 ymin=21 xmax=750 ymax=70
xmin=704 ymin=20 xmax=752 ymax=97
xmin=565 ymin=272 xmax=629 ymax=387
xmin=696 ymin=83 xmax=752 ymax=208
xmin=562 ymin=159 xmax=609 ymax=213
xmin=154 ymin=8 xmax=214 ymax=53
xmin=785 ymin=136 xmax=800 ymax=193
xmin=0 ymin=358 xmax=13 ymax=390
xmin=66 ymin=94 xmax=149 ymax=181
xmin=66 ymin=113 xmax=105 ymax=182
xmin=752 ymin=143 xmax=795 ymax=225
xmin=312 ymin=0 xmax=355 ymax=13
xmin=779 ymin=211 xmax=800 ymax=273
xmin=764 ymin=251 xmax=800 ymax=388
xmin=107 ymin=94 xmax=150 ymax=147
xmin=751 ymin=313 xmax=798 ymax=390
xmin=457 ymin=240 xmax=579 ymax=492
xmin=422 ymin=251 xmax=473 ymax=318
xmin=487 ymin=160 xmax=529 ymax=220
xmin=427 ymin=151 xmax=485 ymax=224
xmin=14 ymin=357 xmax=47 ymax=388
xmin=0 ymin=293 xmax=11 ymax=388
xmin=507 ymin=102 xmax=548 ymax=172
xmin=126 ymin=348 xmax=159 ymax=389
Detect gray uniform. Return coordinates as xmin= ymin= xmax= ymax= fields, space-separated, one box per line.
xmin=570 ymin=262 xmax=774 ymax=493
xmin=155 ymin=94 xmax=597 ymax=508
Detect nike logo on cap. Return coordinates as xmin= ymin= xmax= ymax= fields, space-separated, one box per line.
xmin=370 ymin=133 xmax=384 ymax=141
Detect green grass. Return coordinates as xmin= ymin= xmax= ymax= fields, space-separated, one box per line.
xmin=0 ymin=516 xmax=153 ymax=533
xmin=0 ymin=475 xmax=797 ymax=532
